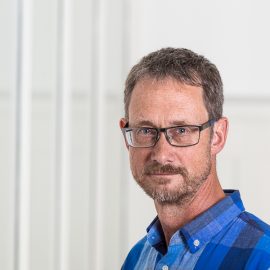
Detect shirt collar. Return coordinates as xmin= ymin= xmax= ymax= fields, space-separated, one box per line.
xmin=146 ymin=190 xmax=245 ymax=253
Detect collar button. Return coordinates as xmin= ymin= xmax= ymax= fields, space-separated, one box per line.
xmin=193 ymin=239 xmax=200 ymax=247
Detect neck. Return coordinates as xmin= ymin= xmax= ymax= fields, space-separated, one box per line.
xmin=154 ymin=176 xmax=225 ymax=246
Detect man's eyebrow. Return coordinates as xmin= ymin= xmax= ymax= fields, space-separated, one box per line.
xmin=131 ymin=120 xmax=156 ymax=127
xmin=131 ymin=120 xmax=189 ymax=127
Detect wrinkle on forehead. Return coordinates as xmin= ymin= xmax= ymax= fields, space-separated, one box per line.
xmin=129 ymin=77 xmax=208 ymax=127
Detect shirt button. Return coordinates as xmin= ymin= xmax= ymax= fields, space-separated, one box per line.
xmin=162 ymin=265 xmax=169 ymax=270
xmin=193 ymin=239 xmax=200 ymax=247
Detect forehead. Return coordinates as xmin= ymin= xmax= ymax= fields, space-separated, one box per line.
xmin=128 ymin=77 xmax=208 ymax=125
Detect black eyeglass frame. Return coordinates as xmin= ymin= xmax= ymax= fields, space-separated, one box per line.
xmin=121 ymin=119 xmax=216 ymax=148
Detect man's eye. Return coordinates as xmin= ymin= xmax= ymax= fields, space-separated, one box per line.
xmin=137 ymin=128 xmax=153 ymax=135
xmin=176 ymin=127 xmax=187 ymax=134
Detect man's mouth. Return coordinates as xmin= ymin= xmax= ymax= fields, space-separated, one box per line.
xmin=147 ymin=172 xmax=179 ymax=175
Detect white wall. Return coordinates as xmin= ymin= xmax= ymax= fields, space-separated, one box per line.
xmin=0 ymin=0 xmax=270 ymax=269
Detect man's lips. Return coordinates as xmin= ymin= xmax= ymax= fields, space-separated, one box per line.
xmin=146 ymin=172 xmax=179 ymax=175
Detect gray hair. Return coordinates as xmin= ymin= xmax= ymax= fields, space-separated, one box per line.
xmin=124 ymin=47 xmax=223 ymax=120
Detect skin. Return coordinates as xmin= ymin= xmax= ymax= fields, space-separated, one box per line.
xmin=120 ymin=77 xmax=228 ymax=247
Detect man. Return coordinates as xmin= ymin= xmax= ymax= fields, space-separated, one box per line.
xmin=120 ymin=48 xmax=270 ymax=269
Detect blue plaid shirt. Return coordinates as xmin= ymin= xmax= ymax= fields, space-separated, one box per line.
xmin=122 ymin=190 xmax=270 ymax=270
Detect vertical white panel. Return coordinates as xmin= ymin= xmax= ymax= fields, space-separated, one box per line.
xmin=30 ymin=0 xmax=58 ymax=269
xmin=14 ymin=0 xmax=32 ymax=269
xmin=54 ymin=0 xmax=72 ymax=269
xmin=93 ymin=0 xmax=106 ymax=267
xmin=68 ymin=0 xmax=94 ymax=268
xmin=91 ymin=0 xmax=130 ymax=268
xmin=59 ymin=0 xmax=71 ymax=267
xmin=0 ymin=0 xmax=17 ymax=269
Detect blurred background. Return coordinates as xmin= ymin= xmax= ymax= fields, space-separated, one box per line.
xmin=1 ymin=0 xmax=270 ymax=269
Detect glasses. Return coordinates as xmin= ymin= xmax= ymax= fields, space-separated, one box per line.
xmin=121 ymin=119 xmax=216 ymax=148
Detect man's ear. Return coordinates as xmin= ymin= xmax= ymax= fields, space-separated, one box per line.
xmin=211 ymin=117 xmax=229 ymax=155
xmin=119 ymin=118 xmax=129 ymax=149
xmin=119 ymin=118 xmax=128 ymax=128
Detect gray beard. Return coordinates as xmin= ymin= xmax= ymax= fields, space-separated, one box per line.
xmin=133 ymin=156 xmax=211 ymax=206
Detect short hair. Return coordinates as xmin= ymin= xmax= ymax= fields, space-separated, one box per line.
xmin=124 ymin=47 xmax=223 ymax=120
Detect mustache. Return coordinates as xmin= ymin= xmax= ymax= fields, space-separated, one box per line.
xmin=143 ymin=162 xmax=187 ymax=176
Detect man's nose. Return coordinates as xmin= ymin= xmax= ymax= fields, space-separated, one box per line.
xmin=150 ymin=132 xmax=175 ymax=164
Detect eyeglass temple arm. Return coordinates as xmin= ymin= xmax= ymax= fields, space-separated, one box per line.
xmin=200 ymin=119 xmax=216 ymax=131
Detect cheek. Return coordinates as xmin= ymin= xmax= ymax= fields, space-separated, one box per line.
xmin=129 ymin=149 xmax=149 ymax=171
xmin=180 ymin=144 xmax=211 ymax=169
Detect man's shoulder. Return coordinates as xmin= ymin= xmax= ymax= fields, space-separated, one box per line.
xmin=121 ymin=235 xmax=148 ymax=270
xmin=194 ymin=211 xmax=270 ymax=269
xmin=233 ymin=211 xmax=270 ymax=268
xmin=239 ymin=211 xmax=270 ymax=237
xmin=237 ymin=211 xmax=270 ymax=258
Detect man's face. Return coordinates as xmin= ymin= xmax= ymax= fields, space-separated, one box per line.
xmin=122 ymin=77 xmax=215 ymax=205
